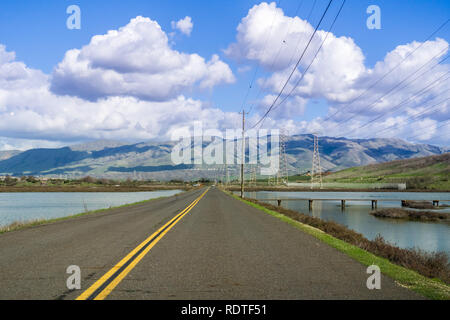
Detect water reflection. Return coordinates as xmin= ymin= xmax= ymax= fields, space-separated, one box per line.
xmin=244 ymin=191 xmax=450 ymax=257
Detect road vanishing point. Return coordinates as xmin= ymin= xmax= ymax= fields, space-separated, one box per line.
xmin=0 ymin=187 xmax=421 ymax=300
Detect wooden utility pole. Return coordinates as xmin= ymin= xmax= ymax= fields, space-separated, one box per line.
xmin=225 ymin=160 xmax=229 ymax=187
xmin=239 ymin=111 xmax=248 ymax=198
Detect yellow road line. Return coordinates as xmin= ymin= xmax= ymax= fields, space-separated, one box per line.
xmin=76 ymin=188 xmax=209 ymax=300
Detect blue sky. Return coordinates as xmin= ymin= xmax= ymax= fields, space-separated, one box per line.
xmin=1 ymin=1 xmax=449 ymax=69
xmin=0 ymin=0 xmax=449 ymax=149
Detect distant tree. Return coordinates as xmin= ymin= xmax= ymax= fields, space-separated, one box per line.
xmin=26 ymin=176 xmax=39 ymax=183
xmin=81 ymin=176 xmax=97 ymax=184
xmin=5 ymin=175 xmax=17 ymax=186
xmin=122 ymin=177 xmax=136 ymax=186
xmin=97 ymin=178 xmax=110 ymax=185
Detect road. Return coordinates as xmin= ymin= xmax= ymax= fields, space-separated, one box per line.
xmin=0 ymin=187 xmax=421 ymax=299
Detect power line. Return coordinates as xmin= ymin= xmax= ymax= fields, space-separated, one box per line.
xmin=267 ymin=0 xmax=346 ymax=118
xmin=370 ymin=95 xmax=450 ymax=138
xmin=359 ymin=71 xmax=450 ymax=128
xmin=330 ymin=50 xmax=450 ymax=134
xmin=283 ymin=0 xmax=319 ymax=76
xmin=251 ymin=0 xmax=335 ymax=129
xmin=322 ymin=18 xmax=450 ymax=123
xmin=405 ymin=119 xmax=450 ymax=142
xmin=247 ymin=0 xmax=307 ymax=115
xmin=240 ymin=0 xmax=284 ymax=112
xmin=338 ymin=69 xmax=450 ymax=137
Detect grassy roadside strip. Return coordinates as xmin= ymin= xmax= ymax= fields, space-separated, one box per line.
xmin=225 ymin=191 xmax=450 ymax=300
xmin=0 ymin=190 xmax=188 ymax=235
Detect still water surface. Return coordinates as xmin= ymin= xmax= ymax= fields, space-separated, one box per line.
xmin=0 ymin=190 xmax=182 ymax=227
xmin=243 ymin=191 xmax=450 ymax=256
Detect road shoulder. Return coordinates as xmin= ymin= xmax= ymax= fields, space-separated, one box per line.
xmin=224 ymin=190 xmax=449 ymax=300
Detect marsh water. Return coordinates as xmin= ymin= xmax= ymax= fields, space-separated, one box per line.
xmin=0 ymin=190 xmax=182 ymax=227
xmin=242 ymin=191 xmax=450 ymax=257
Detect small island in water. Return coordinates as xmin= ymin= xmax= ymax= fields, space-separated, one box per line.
xmin=371 ymin=207 xmax=449 ymax=222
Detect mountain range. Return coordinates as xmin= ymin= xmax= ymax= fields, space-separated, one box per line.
xmin=0 ymin=135 xmax=447 ymax=180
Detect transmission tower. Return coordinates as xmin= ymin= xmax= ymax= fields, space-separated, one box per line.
xmin=311 ymin=133 xmax=323 ymax=189
xmin=277 ymin=129 xmax=289 ymax=186
xmin=250 ymin=165 xmax=257 ymax=187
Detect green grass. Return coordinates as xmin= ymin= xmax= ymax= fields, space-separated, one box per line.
xmin=323 ymin=153 xmax=450 ymax=190
xmin=0 ymin=194 xmax=180 ymax=234
xmin=226 ymin=191 xmax=450 ymax=300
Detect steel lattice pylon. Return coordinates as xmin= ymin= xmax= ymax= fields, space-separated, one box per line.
xmin=277 ymin=129 xmax=289 ymax=186
xmin=268 ymin=175 xmax=274 ymax=185
xmin=311 ymin=133 xmax=323 ymax=189
xmin=250 ymin=165 xmax=257 ymax=187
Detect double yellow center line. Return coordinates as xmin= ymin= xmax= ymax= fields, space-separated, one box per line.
xmin=76 ymin=188 xmax=209 ymax=300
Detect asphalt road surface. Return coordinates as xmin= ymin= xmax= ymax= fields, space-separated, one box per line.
xmin=0 ymin=187 xmax=422 ymax=299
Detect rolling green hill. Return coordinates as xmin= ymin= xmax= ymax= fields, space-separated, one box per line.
xmin=324 ymin=153 xmax=450 ymax=190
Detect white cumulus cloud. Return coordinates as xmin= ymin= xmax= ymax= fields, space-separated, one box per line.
xmin=0 ymin=16 xmax=238 ymax=150
xmin=226 ymin=2 xmax=450 ymax=146
xmin=171 ymin=16 xmax=194 ymax=36
xmin=0 ymin=7 xmax=449 ymax=151
xmin=51 ymin=16 xmax=234 ymax=101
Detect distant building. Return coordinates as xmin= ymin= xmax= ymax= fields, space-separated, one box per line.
xmin=398 ymin=183 xmax=407 ymax=190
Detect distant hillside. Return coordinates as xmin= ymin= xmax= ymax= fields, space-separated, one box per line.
xmin=69 ymin=140 xmax=130 ymax=152
xmin=284 ymin=135 xmax=447 ymax=173
xmin=0 ymin=136 xmax=447 ymax=180
xmin=0 ymin=150 xmax=21 ymax=161
xmin=324 ymin=153 xmax=450 ymax=190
